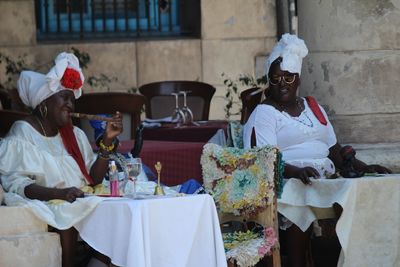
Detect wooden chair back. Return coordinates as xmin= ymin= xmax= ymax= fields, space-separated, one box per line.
xmin=240 ymin=87 xmax=265 ymax=124
xmin=0 ymin=89 xmax=30 ymax=112
xmin=0 ymin=109 xmax=29 ymax=137
xmin=201 ymin=143 xmax=281 ymax=267
xmin=74 ymin=92 xmax=145 ymax=141
xmin=139 ymin=81 xmax=216 ymax=121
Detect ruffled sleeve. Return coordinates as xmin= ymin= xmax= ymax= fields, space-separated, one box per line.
xmin=319 ymin=104 xmax=337 ymax=148
xmin=0 ymin=137 xmax=45 ymax=197
xmin=243 ymin=105 xmax=279 ymax=149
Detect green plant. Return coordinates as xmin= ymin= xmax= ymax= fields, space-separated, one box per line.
xmin=127 ymin=87 xmax=139 ymax=94
xmin=222 ymin=73 xmax=268 ymax=119
xmin=0 ymin=53 xmax=30 ymax=91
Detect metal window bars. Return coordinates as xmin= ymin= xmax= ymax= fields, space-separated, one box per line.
xmin=35 ymin=0 xmax=200 ymax=41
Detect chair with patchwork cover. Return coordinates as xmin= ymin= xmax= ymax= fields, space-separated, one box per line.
xmin=201 ymin=143 xmax=283 ymax=267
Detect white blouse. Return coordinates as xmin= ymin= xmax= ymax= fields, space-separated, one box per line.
xmin=243 ymin=98 xmax=337 ymax=177
xmin=0 ymin=121 xmax=96 ymax=197
xmin=0 ymin=121 xmax=102 ymax=230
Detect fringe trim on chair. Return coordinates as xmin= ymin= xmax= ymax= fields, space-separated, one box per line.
xmin=275 ymin=151 xmax=285 ymax=199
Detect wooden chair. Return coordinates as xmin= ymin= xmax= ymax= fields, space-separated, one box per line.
xmin=74 ymin=92 xmax=145 ymax=141
xmin=0 ymin=89 xmax=30 ymax=112
xmin=0 ymin=90 xmax=11 ymax=109
xmin=139 ymin=81 xmax=216 ymax=121
xmin=240 ymin=87 xmax=265 ymax=124
xmin=201 ymin=143 xmax=282 ymax=267
xmin=0 ymin=109 xmax=29 ymax=137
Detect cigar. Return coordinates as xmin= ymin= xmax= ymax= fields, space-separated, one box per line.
xmin=70 ymin=112 xmax=113 ymax=122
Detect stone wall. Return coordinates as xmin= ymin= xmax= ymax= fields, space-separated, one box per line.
xmin=0 ymin=206 xmax=61 ymax=267
xmin=297 ymin=0 xmax=400 ymax=170
xmin=0 ymin=0 xmax=277 ymax=120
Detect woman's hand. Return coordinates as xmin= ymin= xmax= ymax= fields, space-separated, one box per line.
xmin=285 ymin=164 xmax=320 ymax=185
xmin=59 ymin=187 xmax=84 ymax=202
xmin=293 ymin=166 xmax=320 ymax=185
xmin=362 ymin=164 xmax=392 ymax=174
xmin=103 ymin=111 xmax=123 ymax=141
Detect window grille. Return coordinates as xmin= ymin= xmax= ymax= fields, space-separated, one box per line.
xmin=35 ymin=0 xmax=200 ymax=41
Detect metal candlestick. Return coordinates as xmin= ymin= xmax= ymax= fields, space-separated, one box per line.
xmin=154 ymin=161 xmax=165 ymax=195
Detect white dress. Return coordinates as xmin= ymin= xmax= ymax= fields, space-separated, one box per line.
xmin=0 ymin=121 xmax=103 ymax=229
xmin=243 ymin=98 xmax=337 ymax=178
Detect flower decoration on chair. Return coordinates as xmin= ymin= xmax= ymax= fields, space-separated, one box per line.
xmin=61 ymin=68 xmax=83 ymax=90
xmin=201 ymin=144 xmax=278 ymax=217
xmin=223 ymin=227 xmax=278 ymax=267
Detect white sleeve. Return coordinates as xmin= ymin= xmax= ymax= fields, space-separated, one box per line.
xmin=319 ymin=104 xmax=337 ymax=148
xmin=243 ymin=105 xmax=278 ymax=148
xmin=1 ymin=172 xmax=36 ymax=197
xmin=0 ymin=138 xmax=39 ymax=197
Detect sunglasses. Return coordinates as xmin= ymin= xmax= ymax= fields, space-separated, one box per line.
xmin=269 ymin=74 xmax=296 ymax=86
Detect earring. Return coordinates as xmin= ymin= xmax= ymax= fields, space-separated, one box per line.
xmin=39 ymin=104 xmax=48 ymax=118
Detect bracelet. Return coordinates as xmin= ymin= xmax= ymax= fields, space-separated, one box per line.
xmin=98 ymin=149 xmax=111 ymax=159
xmin=99 ymin=139 xmax=115 ymax=152
xmin=98 ymin=154 xmax=110 ymax=160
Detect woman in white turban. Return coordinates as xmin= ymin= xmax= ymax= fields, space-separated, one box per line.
xmin=0 ymin=52 xmax=122 ymax=267
xmin=243 ymin=34 xmax=391 ymax=267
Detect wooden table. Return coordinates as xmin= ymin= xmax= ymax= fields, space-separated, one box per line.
xmin=278 ymin=175 xmax=400 ymax=267
xmin=74 ymin=194 xmax=227 ymax=267
xmin=117 ymin=140 xmax=205 ymax=186
xmin=142 ymin=120 xmax=229 ymax=143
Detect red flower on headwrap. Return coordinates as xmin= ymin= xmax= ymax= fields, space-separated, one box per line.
xmin=61 ymin=68 xmax=82 ymax=90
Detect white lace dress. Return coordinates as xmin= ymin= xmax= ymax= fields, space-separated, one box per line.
xmin=0 ymin=121 xmax=103 ymax=229
xmin=243 ymin=98 xmax=337 ymax=178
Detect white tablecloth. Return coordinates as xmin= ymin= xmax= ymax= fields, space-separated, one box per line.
xmin=75 ymin=194 xmax=227 ymax=267
xmin=278 ymin=175 xmax=400 ymax=267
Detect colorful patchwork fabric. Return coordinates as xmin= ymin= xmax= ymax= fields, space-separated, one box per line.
xmin=201 ymin=143 xmax=279 ymax=217
xmin=201 ymin=143 xmax=280 ymax=266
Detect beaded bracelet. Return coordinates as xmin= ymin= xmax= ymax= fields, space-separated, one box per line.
xmin=99 ymin=139 xmax=115 ymax=152
xmin=98 ymin=150 xmax=110 ymax=160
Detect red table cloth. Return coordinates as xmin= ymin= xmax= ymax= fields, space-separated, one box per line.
xmin=142 ymin=120 xmax=228 ymax=143
xmin=116 ymin=140 xmax=205 ymax=186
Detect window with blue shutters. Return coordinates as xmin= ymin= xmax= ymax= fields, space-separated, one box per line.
xmin=35 ymin=0 xmax=200 ymax=41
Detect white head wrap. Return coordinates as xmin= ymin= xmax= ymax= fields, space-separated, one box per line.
xmin=17 ymin=52 xmax=84 ymax=109
xmin=266 ymin=33 xmax=308 ymax=76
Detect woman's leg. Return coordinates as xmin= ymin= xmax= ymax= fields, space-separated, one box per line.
xmin=286 ymin=224 xmax=311 ymax=267
xmin=58 ymin=227 xmax=78 ymax=267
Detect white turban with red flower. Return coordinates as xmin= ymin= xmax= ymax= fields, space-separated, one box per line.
xmin=265 ymin=33 xmax=308 ymax=76
xmin=17 ymin=52 xmax=84 ymax=109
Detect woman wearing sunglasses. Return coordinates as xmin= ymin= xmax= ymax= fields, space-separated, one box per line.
xmin=243 ymin=34 xmax=391 ymax=267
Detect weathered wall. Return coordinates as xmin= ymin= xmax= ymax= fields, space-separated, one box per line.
xmin=202 ymin=0 xmax=277 ymax=119
xmin=298 ymin=0 xmax=400 ymax=170
xmin=0 ymin=0 xmax=277 ymax=120
xmin=0 ymin=0 xmax=36 ymax=47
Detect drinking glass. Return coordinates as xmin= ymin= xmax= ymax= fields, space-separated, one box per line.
xmin=126 ymin=158 xmax=142 ymax=198
xmin=171 ymin=93 xmax=186 ymax=127
xmin=179 ymin=91 xmax=194 ymax=125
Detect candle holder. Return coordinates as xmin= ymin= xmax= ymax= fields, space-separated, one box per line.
xmin=154 ymin=161 xmax=165 ymax=195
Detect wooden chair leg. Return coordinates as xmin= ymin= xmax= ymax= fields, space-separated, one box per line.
xmin=271 ymin=249 xmax=281 ymax=267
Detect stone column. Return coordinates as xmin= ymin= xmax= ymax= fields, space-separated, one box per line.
xmin=297 ymin=0 xmax=400 ymax=170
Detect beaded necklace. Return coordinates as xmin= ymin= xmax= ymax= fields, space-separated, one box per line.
xmin=280 ymin=98 xmax=314 ymax=128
